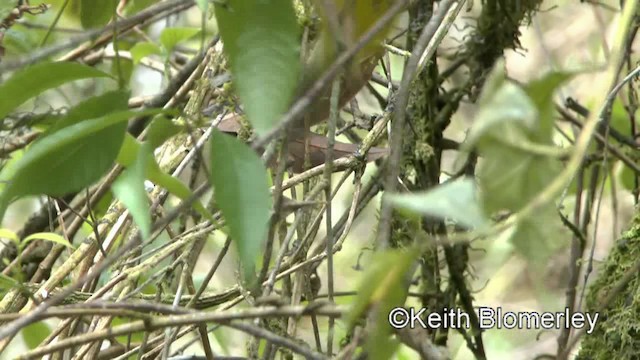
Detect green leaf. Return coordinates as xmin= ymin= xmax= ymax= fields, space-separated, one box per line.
xmin=0 ymin=2 xmax=15 ymax=21
xmin=386 ymin=178 xmax=488 ymax=230
xmin=21 ymin=321 xmax=51 ymax=350
xmin=209 ymin=129 xmax=272 ymax=283
xmin=0 ymin=273 xmax=19 ymax=291
xmin=146 ymin=115 xmax=182 ymax=149
xmin=159 ymin=27 xmax=200 ymax=52
xmin=49 ymin=90 xmax=130 ymax=133
xmin=479 ymin=146 xmax=561 ymax=213
xmin=0 ymin=109 xmax=163 ymax=221
xmin=0 ymin=62 xmax=112 ymax=122
xmin=22 ymin=232 xmax=73 ymax=250
xmin=116 ymin=134 xmax=214 ymax=222
xmin=525 ymin=71 xmax=574 ymax=141
xmin=466 ymin=82 xmax=538 ymax=148
xmin=196 ymin=0 xmax=208 ymax=12
xmin=130 ymin=42 xmax=163 ymax=64
xmin=214 ymin=0 xmax=300 ymax=135
xmin=619 ymin=161 xmax=639 ymax=192
xmin=113 ymin=143 xmax=152 ymax=239
xmin=509 ymin=205 xmax=567 ymax=265
xmin=80 ymin=0 xmax=118 ymax=29
xmin=348 ymin=250 xmax=416 ymax=360
xmin=0 ymin=228 xmax=19 ymax=246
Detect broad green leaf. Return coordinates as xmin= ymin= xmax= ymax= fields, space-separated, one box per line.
xmin=619 ymin=161 xmax=639 ymax=192
xmin=466 ymin=82 xmax=538 ymax=148
xmin=386 ymin=178 xmax=488 ymax=230
xmin=214 ymin=0 xmax=300 ymax=135
xmin=348 ymin=250 xmax=416 ymax=360
xmin=113 ymin=317 xmax=146 ymax=343
xmin=525 ymin=71 xmax=574 ymax=141
xmin=130 ymin=42 xmax=163 ymax=64
xmin=113 ymin=143 xmax=152 ymax=239
xmin=22 ymin=232 xmax=73 ymax=250
xmin=80 ymin=0 xmax=118 ymax=29
xmin=209 ymin=129 xmax=271 ymax=283
xmin=123 ymin=0 xmax=156 ymax=15
xmin=0 ymin=228 xmax=19 ymax=245
xmin=0 ymin=109 xmax=163 ymax=221
xmin=116 ymin=134 xmax=214 ymax=221
xmin=159 ymin=27 xmax=200 ymax=52
xmin=0 ymin=2 xmax=15 ymax=20
xmin=0 ymin=62 xmax=112 ymax=121
xmin=2 ymin=28 xmax=38 ymax=55
xmin=49 ymin=90 xmax=130 ymax=133
xmin=21 ymin=321 xmax=50 ymax=350
xmin=196 ymin=0 xmax=208 ymax=12
xmin=0 ymin=273 xmax=19 ymax=290
xmin=479 ymin=146 xmax=561 ymax=213
xmin=146 ymin=115 xmax=182 ymax=149
xmin=510 ymin=206 xmax=566 ymax=265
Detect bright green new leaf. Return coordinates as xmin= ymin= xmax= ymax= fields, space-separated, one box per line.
xmin=0 ymin=62 xmax=112 ymax=122
xmin=348 ymin=250 xmax=416 ymax=360
xmin=209 ymin=129 xmax=272 ymax=283
xmin=0 ymin=273 xmax=19 ymax=291
xmin=466 ymin=82 xmax=538 ymax=149
xmin=130 ymin=42 xmax=163 ymax=64
xmin=146 ymin=115 xmax=182 ymax=149
xmin=0 ymin=2 xmax=16 ymax=21
xmin=22 ymin=322 xmax=51 ymax=350
xmin=113 ymin=143 xmax=152 ymax=239
xmin=479 ymin=145 xmax=561 ymax=213
xmin=386 ymin=178 xmax=488 ymax=230
xmin=116 ymin=134 xmax=214 ymax=222
xmin=525 ymin=71 xmax=574 ymax=141
xmin=0 ymin=228 xmax=19 ymax=245
xmin=22 ymin=232 xmax=73 ymax=250
xmin=509 ymin=205 xmax=567 ymax=265
xmin=196 ymin=0 xmax=208 ymax=12
xmin=0 ymin=109 xmax=162 ymax=221
xmin=214 ymin=0 xmax=300 ymax=135
xmin=80 ymin=0 xmax=118 ymax=28
xmin=49 ymin=90 xmax=130 ymax=133
xmin=159 ymin=27 xmax=200 ymax=52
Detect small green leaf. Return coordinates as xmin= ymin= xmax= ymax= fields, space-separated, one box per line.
xmin=466 ymin=82 xmax=538 ymax=148
xmin=525 ymin=71 xmax=574 ymax=141
xmin=386 ymin=178 xmax=488 ymax=230
xmin=479 ymin=146 xmax=561 ymax=213
xmin=0 ymin=62 xmax=112 ymax=121
xmin=130 ymin=42 xmax=163 ymax=64
xmin=196 ymin=0 xmax=208 ymax=12
xmin=0 ymin=2 xmax=16 ymax=21
xmin=619 ymin=161 xmax=639 ymax=192
xmin=348 ymin=250 xmax=416 ymax=360
xmin=22 ymin=232 xmax=73 ymax=250
xmin=80 ymin=0 xmax=118 ymax=29
xmin=159 ymin=27 xmax=200 ymax=52
xmin=146 ymin=115 xmax=182 ymax=149
xmin=209 ymin=129 xmax=272 ymax=283
xmin=510 ymin=206 xmax=567 ymax=265
xmin=21 ymin=321 xmax=51 ymax=350
xmin=0 ymin=273 xmax=19 ymax=291
xmin=113 ymin=143 xmax=152 ymax=239
xmin=0 ymin=228 xmax=19 ymax=245
xmin=0 ymin=109 xmax=163 ymax=221
xmin=214 ymin=0 xmax=300 ymax=135
xmin=49 ymin=90 xmax=130 ymax=133
xmin=116 ymin=134 xmax=214 ymax=221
